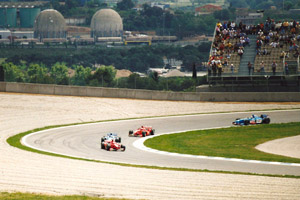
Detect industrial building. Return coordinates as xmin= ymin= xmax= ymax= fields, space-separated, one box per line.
xmin=91 ymin=8 xmax=123 ymax=39
xmin=0 ymin=2 xmax=45 ymax=28
xmin=34 ymin=9 xmax=67 ymax=41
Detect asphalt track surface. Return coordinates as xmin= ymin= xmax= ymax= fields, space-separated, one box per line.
xmin=23 ymin=110 xmax=300 ymax=176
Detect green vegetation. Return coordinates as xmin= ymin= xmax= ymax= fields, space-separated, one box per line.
xmin=1 ymin=62 xmax=207 ymax=91
xmin=0 ymin=44 xmax=211 ymax=72
xmin=0 ymin=192 xmax=128 ymax=200
xmin=0 ymin=44 xmax=210 ymax=91
xmin=144 ymin=122 xmax=300 ymax=163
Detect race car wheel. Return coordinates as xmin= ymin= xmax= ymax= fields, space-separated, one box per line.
xmin=101 ymin=143 xmax=105 ymax=149
xmin=150 ymin=130 xmax=154 ymax=135
xmin=106 ymin=144 xmax=111 ymax=151
xmin=116 ymin=137 xmax=121 ymax=143
xmin=244 ymin=120 xmax=249 ymax=125
xmin=101 ymin=137 xmax=104 ymax=143
xmin=121 ymin=145 xmax=126 ymax=151
xmin=129 ymin=130 xmax=133 ymax=136
xmin=142 ymin=131 xmax=146 ymax=137
xmin=264 ymin=118 xmax=271 ymax=124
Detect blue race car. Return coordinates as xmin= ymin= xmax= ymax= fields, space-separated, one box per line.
xmin=233 ymin=114 xmax=270 ymax=125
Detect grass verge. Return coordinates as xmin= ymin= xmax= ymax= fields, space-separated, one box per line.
xmin=144 ymin=122 xmax=300 ymax=163
xmin=0 ymin=192 xmax=129 ymax=200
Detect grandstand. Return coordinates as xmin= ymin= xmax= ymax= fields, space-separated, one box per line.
xmin=206 ymin=20 xmax=300 ymax=92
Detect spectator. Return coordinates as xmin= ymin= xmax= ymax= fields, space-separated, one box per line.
xmin=280 ymin=51 xmax=286 ymax=59
xmin=262 ymin=48 xmax=268 ymax=55
xmin=284 ymin=62 xmax=289 ymax=75
xmin=248 ymin=62 xmax=253 ymax=75
xmin=271 ymin=61 xmax=277 ymax=75
xmin=238 ymin=48 xmax=244 ymax=56
xmin=212 ymin=62 xmax=217 ymax=76
xmin=217 ymin=62 xmax=222 ymax=76
xmin=294 ymin=49 xmax=299 ymax=58
xmin=256 ymin=47 xmax=261 ymax=55
xmin=259 ymin=61 xmax=265 ymax=74
xmin=270 ymin=41 xmax=278 ymax=48
xmin=208 ymin=62 xmax=212 ymax=76
xmin=230 ymin=64 xmax=234 ymax=75
xmin=245 ymin=36 xmax=250 ymax=46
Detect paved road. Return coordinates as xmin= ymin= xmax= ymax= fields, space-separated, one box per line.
xmin=23 ymin=110 xmax=300 ymax=176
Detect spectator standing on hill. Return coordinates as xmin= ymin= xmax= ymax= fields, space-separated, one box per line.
xmin=248 ymin=62 xmax=253 ymax=75
xmin=271 ymin=61 xmax=277 ymax=75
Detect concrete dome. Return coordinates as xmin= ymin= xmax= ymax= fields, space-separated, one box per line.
xmin=34 ymin=9 xmax=67 ymax=40
xmin=91 ymin=9 xmax=123 ymax=37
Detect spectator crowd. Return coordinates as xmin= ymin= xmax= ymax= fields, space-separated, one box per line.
xmin=208 ymin=18 xmax=300 ymax=76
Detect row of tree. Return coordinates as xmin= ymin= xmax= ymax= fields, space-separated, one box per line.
xmin=0 ymin=43 xmax=211 ymax=73
xmin=2 ymin=62 xmax=206 ymax=92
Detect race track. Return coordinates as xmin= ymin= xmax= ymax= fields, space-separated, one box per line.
xmin=2 ymin=93 xmax=300 ymax=200
xmin=23 ymin=110 xmax=300 ymax=176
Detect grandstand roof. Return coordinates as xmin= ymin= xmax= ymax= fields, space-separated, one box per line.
xmin=0 ymin=1 xmax=47 ymax=8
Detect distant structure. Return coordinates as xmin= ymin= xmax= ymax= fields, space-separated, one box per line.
xmin=0 ymin=2 xmax=45 ymax=28
xmin=236 ymin=8 xmax=263 ymax=25
xmin=34 ymin=9 xmax=67 ymax=41
xmin=90 ymin=8 xmax=123 ymax=39
xmin=195 ymin=4 xmax=222 ymax=16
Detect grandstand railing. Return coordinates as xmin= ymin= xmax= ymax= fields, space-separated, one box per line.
xmin=297 ymin=56 xmax=300 ymax=73
xmin=207 ymin=24 xmax=217 ymax=82
xmin=207 ymin=74 xmax=300 ymax=92
xmin=283 ymin=56 xmax=286 ymax=74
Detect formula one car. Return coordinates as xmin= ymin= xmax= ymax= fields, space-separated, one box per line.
xmin=128 ymin=126 xmax=155 ymax=137
xmin=233 ymin=114 xmax=270 ymax=125
xmin=101 ymin=133 xmax=121 ymax=143
xmin=101 ymin=138 xmax=126 ymax=151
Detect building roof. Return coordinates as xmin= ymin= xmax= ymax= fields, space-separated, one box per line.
xmin=0 ymin=1 xmax=47 ymax=8
xmin=34 ymin=9 xmax=66 ymax=39
xmin=91 ymin=9 xmax=123 ymax=37
xmin=195 ymin=4 xmax=222 ymax=12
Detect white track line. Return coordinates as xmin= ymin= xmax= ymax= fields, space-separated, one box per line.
xmin=22 ymin=109 xmax=300 ymax=167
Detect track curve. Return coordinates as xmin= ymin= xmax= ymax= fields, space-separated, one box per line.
xmin=23 ymin=109 xmax=300 ymax=176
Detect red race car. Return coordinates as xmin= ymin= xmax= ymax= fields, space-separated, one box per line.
xmin=129 ymin=126 xmax=155 ymax=137
xmin=101 ymin=139 xmax=126 ymax=151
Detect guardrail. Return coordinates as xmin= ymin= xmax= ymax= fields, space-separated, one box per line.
xmin=0 ymin=82 xmax=300 ymax=102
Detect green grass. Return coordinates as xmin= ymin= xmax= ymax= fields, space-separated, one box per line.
xmin=0 ymin=192 xmax=130 ymax=200
xmin=145 ymin=122 xmax=300 ymax=163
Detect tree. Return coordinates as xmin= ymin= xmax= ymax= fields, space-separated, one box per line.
xmin=27 ymin=63 xmax=49 ymax=84
xmin=117 ymin=0 xmax=135 ymax=11
xmin=73 ymin=65 xmax=91 ymax=86
xmin=2 ymin=62 xmax=25 ymax=82
xmin=213 ymin=9 xmax=231 ymax=20
xmin=50 ymin=62 xmax=69 ymax=85
xmin=89 ymin=65 xmax=116 ymax=87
